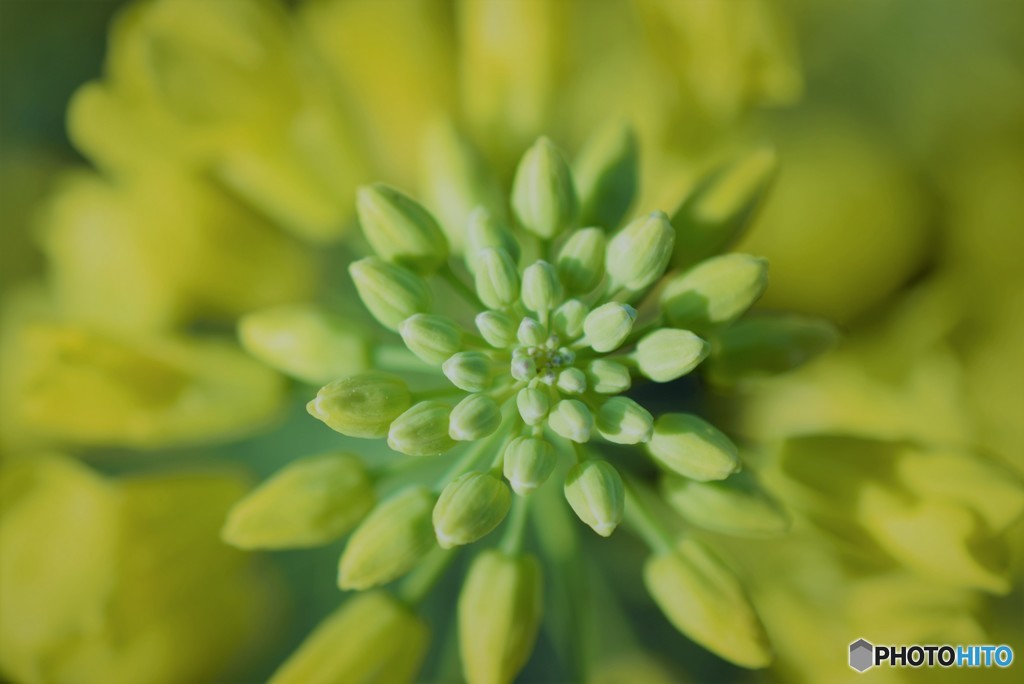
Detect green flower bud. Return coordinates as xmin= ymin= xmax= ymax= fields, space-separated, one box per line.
xmin=564 ymin=460 xmax=624 ymax=537
xmin=338 ymin=486 xmax=436 ymax=590
xmin=239 ymin=304 xmax=370 ymax=385
xmin=521 ymin=260 xmax=562 ymax=313
xmin=308 ymin=372 xmax=412 ymax=438
xmin=442 ymin=351 xmax=495 ymax=393
xmin=585 ymin=359 xmax=632 ymax=394
xmin=517 ymin=316 xmax=546 ymax=347
xmin=583 ymin=302 xmax=636 ymax=353
xmin=556 ymin=227 xmax=607 ymax=294
xmin=644 ymin=539 xmax=772 ymax=668
xmin=388 ymin=401 xmax=456 ymax=456
xmin=503 ymin=437 xmax=556 ymax=495
xmin=357 ymin=184 xmax=448 ymax=273
xmin=556 ymin=368 xmax=587 ymax=395
xmin=660 ymin=471 xmax=788 ymax=538
xmin=449 ymin=394 xmax=502 ymax=442
xmin=634 ymin=329 xmax=709 ymax=382
xmin=647 ymin=413 xmax=740 ymax=481
xmin=476 ymin=310 xmax=517 ymax=348
xmin=349 ymin=257 xmax=432 ymax=332
xmin=269 ymin=591 xmax=429 ymax=684
xmin=465 ymin=208 xmax=521 ymax=274
xmin=606 ymin=211 xmax=674 ymax=292
xmin=552 ymin=299 xmax=588 ymax=339
xmin=660 ymin=254 xmax=769 ymax=334
xmin=459 ymin=550 xmax=543 ymax=684
xmin=548 ymin=399 xmax=593 ymax=443
xmin=706 ymin=314 xmax=839 ymax=385
xmin=223 ymin=453 xmax=374 ymax=550
xmin=574 ymin=122 xmax=639 ymax=230
xmin=516 ymin=387 xmax=549 ymax=426
xmin=511 ymin=137 xmax=579 ymax=239
xmin=399 ymin=314 xmax=464 ymax=366
xmin=433 ymin=472 xmax=512 ymax=548
xmin=510 ymin=351 xmax=538 ymax=382
xmin=474 ymin=248 xmax=520 ymax=310
xmin=596 ymin=397 xmax=654 ymax=444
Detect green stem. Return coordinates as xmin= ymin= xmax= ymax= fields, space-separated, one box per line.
xmin=441 ymin=264 xmax=485 ymax=310
xmin=399 ymin=546 xmax=457 ymax=606
xmin=622 ymin=477 xmax=675 ymax=553
xmin=500 ymin=495 xmax=530 ymax=555
xmin=435 ymin=412 xmax=513 ymax=488
xmin=372 ymin=345 xmax=435 ymax=374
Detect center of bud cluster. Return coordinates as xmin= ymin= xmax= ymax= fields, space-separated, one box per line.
xmin=510 ymin=333 xmax=576 ymax=385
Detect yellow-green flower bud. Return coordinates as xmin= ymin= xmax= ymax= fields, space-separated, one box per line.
xmin=269 ymin=591 xmax=429 ymax=684
xmin=511 ymin=137 xmax=579 ymax=240
xmin=521 ymin=260 xmax=562 ymax=313
xmin=476 ymin=310 xmax=517 ymax=349
xmin=552 ymin=299 xmax=588 ymax=339
xmin=660 ymin=254 xmax=768 ymax=334
xmin=516 ymin=387 xmax=549 ymax=426
xmin=516 ymin=316 xmax=546 ymax=347
xmin=308 ymin=372 xmax=412 ymax=438
xmin=449 ymin=394 xmax=502 ymax=442
xmin=556 ymin=368 xmax=587 ymax=395
xmin=706 ymin=314 xmax=839 ymax=385
xmin=574 ymin=122 xmax=639 ymax=230
xmin=564 ymin=460 xmax=624 ymax=537
xmin=596 ymin=397 xmax=654 ymax=444
xmin=399 ymin=314 xmax=464 ymax=366
xmin=647 ymin=413 xmax=740 ymax=481
xmin=223 ymin=453 xmax=374 ymax=550
xmin=634 ymin=329 xmax=709 ymax=382
xmin=475 ymin=248 xmax=520 ymax=310
xmin=644 ymin=539 xmax=772 ymax=668
xmin=349 ymin=257 xmax=432 ymax=332
xmin=338 ymin=486 xmax=437 ymax=590
xmin=357 ymin=184 xmax=448 ymax=273
xmin=459 ymin=550 xmax=543 ymax=684
xmin=503 ymin=437 xmax=556 ymax=495
xmin=433 ymin=472 xmax=512 ymax=548
xmin=660 ymin=472 xmax=788 ymax=538
xmin=585 ymin=359 xmax=631 ymax=394
xmin=583 ymin=302 xmax=637 ymax=353
xmin=388 ymin=401 xmax=456 ymax=456
xmin=606 ymin=211 xmax=674 ymax=292
xmin=510 ymin=351 xmax=538 ymax=383
xmin=465 ymin=208 xmax=521 ymax=273
xmin=443 ymin=351 xmax=495 ymax=393
xmin=557 ymin=227 xmax=607 ymax=294
xmin=548 ymin=399 xmax=593 ymax=443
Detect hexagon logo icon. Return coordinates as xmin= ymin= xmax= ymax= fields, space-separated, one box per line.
xmin=850 ymin=639 xmax=874 ymax=672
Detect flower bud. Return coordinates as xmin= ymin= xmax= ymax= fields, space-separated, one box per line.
xmin=644 ymin=539 xmax=772 ymax=668
xmin=308 ymin=372 xmax=412 ymax=438
xmin=556 ymin=368 xmax=587 ymax=395
xmin=564 ymin=460 xmax=624 ymax=537
xmin=223 ymin=453 xmax=375 ymax=549
xmin=552 ymin=299 xmax=588 ymax=339
xmin=474 ymin=248 xmax=520 ymax=310
xmin=349 ymin=257 xmax=432 ymax=331
xmin=585 ymin=359 xmax=631 ymax=394
xmin=548 ymin=399 xmax=593 ymax=443
xmin=510 ymin=351 xmax=538 ymax=382
xmin=442 ymin=352 xmax=494 ymax=393
xmin=433 ymin=472 xmax=512 ymax=548
xmin=449 ymin=394 xmax=502 ymax=442
xmin=647 ymin=413 xmax=740 ymax=481
xmin=521 ymin=260 xmax=562 ymax=313
xmin=511 ymin=137 xmax=579 ymax=239
xmin=596 ymin=397 xmax=654 ymax=444
xmin=516 ymin=387 xmax=549 ymax=426
xmin=660 ymin=254 xmax=768 ymax=334
xmin=476 ymin=310 xmax=517 ymax=348
xmin=388 ymin=401 xmax=456 ymax=456
xmin=459 ymin=550 xmax=543 ymax=684
xmin=606 ymin=211 xmax=674 ymax=292
xmin=583 ymin=302 xmax=636 ymax=353
xmin=269 ymin=591 xmax=429 ymax=684
xmin=399 ymin=314 xmax=464 ymax=366
xmin=556 ymin=227 xmax=606 ymax=294
xmin=357 ymin=184 xmax=448 ymax=273
xmin=634 ymin=329 xmax=708 ymax=382
xmin=516 ymin=316 xmax=546 ymax=347
xmin=660 ymin=471 xmax=788 ymax=538
xmin=706 ymin=314 xmax=839 ymax=385
xmin=574 ymin=122 xmax=639 ymax=229
xmin=503 ymin=437 xmax=556 ymax=495
xmin=465 ymin=208 xmax=521 ymax=273
xmin=338 ymin=486 xmax=436 ymax=590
